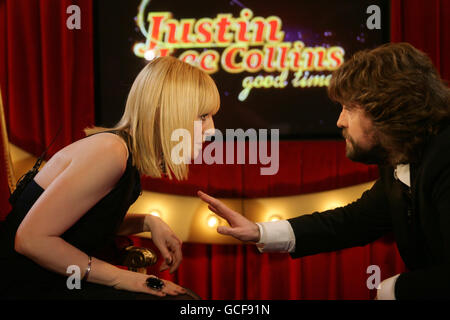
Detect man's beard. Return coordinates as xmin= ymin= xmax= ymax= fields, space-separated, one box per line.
xmin=343 ymin=130 xmax=389 ymax=165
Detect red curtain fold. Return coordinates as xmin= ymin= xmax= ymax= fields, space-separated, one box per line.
xmin=390 ymin=0 xmax=450 ymax=81
xmin=0 ymin=0 xmax=95 ymax=160
xmin=1 ymin=0 xmax=447 ymax=300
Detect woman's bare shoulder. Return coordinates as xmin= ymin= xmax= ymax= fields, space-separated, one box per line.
xmin=35 ymin=132 xmax=129 ymax=190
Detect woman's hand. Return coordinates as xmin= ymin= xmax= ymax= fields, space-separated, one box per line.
xmin=145 ymin=215 xmax=183 ymax=273
xmin=113 ymin=269 xmax=186 ymax=297
xmin=197 ymin=190 xmax=261 ymax=242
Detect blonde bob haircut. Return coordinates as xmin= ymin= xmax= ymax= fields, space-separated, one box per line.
xmin=85 ymin=56 xmax=220 ymax=180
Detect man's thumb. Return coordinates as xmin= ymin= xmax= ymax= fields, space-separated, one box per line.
xmin=217 ymin=226 xmax=234 ymax=236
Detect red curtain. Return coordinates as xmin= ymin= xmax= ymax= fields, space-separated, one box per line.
xmin=391 ymin=0 xmax=450 ymax=82
xmin=0 ymin=0 xmax=95 ymax=159
xmin=1 ymin=0 xmax=448 ymax=299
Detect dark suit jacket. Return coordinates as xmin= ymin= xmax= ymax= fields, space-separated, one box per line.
xmin=288 ymin=125 xmax=450 ymax=300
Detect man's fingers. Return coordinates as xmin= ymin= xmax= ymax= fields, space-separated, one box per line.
xmin=208 ymin=205 xmax=228 ymax=221
xmin=197 ymin=190 xmax=210 ymax=202
xmin=198 ymin=191 xmax=226 ymax=211
xmin=197 ymin=191 xmax=221 ymax=209
xmin=208 ymin=205 xmax=220 ymax=215
xmin=199 ymin=191 xmax=236 ymax=221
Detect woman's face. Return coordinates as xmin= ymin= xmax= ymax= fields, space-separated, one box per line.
xmin=193 ymin=113 xmax=215 ymax=159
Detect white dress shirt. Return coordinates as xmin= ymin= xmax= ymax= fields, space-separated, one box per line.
xmin=255 ymin=164 xmax=411 ymax=300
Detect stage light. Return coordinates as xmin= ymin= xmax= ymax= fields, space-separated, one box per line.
xmin=207 ymin=215 xmax=219 ymax=228
xmin=144 ymin=50 xmax=156 ymax=61
xmin=149 ymin=209 xmax=161 ymax=218
xmin=322 ymin=200 xmax=344 ymax=211
xmin=268 ymin=214 xmax=281 ymax=222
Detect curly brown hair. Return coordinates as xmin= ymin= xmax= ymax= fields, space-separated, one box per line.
xmin=328 ymin=42 xmax=450 ymax=165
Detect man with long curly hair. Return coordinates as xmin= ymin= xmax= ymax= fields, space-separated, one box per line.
xmin=198 ymin=42 xmax=450 ymax=300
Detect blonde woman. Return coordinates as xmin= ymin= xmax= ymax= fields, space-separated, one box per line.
xmin=0 ymin=56 xmax=219 ymax=299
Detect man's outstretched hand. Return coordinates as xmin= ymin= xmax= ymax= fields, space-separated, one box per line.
xmin=197 ymin=190 xmax=260 ymax=242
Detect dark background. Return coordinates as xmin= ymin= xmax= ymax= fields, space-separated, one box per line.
xmin=94 ymin=0 xmax=390 ymax=139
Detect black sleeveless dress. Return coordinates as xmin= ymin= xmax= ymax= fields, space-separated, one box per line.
xmin=0 ymin=131 xmax=197 ymax=300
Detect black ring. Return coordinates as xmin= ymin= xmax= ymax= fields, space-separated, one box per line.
xmin=146 ymin=276 xmax=165 ymax=291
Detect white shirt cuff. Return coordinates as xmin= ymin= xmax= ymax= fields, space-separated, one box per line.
xmin=377 ymin=274 xmax=400 ymax=300
xmin=255 ymin=220 xmax=296 ymax=253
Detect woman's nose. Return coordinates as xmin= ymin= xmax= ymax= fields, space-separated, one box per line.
xmin=203 ymin=118 xmax=215 ymax=132
xmin=202 ymin=119 xmax=215 ymax=140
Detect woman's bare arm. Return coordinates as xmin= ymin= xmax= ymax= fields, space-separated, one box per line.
xmin=15 ymin=135 xmax=129 ymax=283
xmin=117 ymin=213 xmax=149 ymax=236
xmin=14 ymin=135 xmax=184 ymax=295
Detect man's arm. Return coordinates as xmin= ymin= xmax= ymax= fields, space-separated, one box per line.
xmin=393 ymin=165 xmax=450 ymax=299
xmin=256 ymin=220 xmax=296 ymax=252
xmin=197 ymin=166 xmax=392 ymax=252
xmin=288 ymin=173 xmax=392 ymax=259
